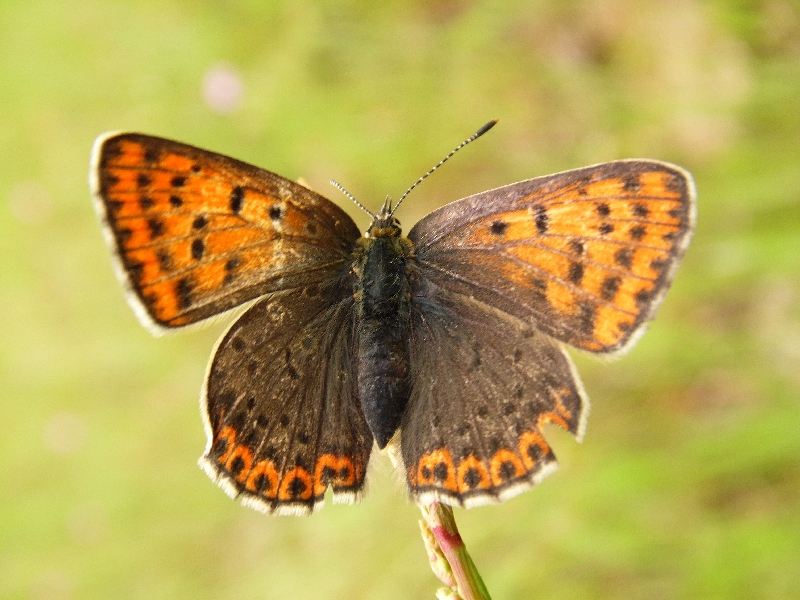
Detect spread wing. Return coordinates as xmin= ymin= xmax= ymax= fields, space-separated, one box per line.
xmin=90 ymin=132 xmax=360 ymax=333
xmin=400 ymin=281 xmax=588 ymax=507
xmin=200 ymin=280 xmax=373 ymax=516
xmin=408 ymin=160 xmax=696 ymax=355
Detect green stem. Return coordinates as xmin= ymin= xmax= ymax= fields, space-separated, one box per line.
xmin=419 ymin=502 xmax=492 ymax=600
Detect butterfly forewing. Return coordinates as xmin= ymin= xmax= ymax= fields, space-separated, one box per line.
xmin=91 ymin=133 xmax=361 ymax=332
xmin=409 ymin=160 xmax=696 ymax=355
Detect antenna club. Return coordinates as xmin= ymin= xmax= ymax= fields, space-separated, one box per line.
xmin=475 ymin=119 xmax=499 ymax=138
xmin=389 ymin=119 xmax=499 ymax=216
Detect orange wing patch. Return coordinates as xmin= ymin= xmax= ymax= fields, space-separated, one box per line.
xmin=427 ymin=161 xmax=694 ymax=354
xmin=245 ymin=460 xmax=280 ymax=498
xmin=407 ymin=428 xmax=558 ymax=506
xmin=406 ymin=388 xmax=573 ymax=506
xmin=92 ymin=133 xmax=359 ymax=331
xmin=405 ymin=388 xmax=576 ymax=505
xmin=204 ymin=423 xmax=367 ymax=513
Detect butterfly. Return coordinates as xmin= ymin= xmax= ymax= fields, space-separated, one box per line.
xmin=90 ymin=121 xmax=695 ymax=515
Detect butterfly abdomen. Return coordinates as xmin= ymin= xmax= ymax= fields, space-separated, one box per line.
xmin=355 ymin=233 xmax=413 ymax=449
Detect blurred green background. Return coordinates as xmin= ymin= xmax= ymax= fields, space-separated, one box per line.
xmin=2 ymin=1 xmax=799 ymax=598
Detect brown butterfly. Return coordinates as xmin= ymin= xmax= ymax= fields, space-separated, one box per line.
xmin=91 ymin=121 xmax=695 ymax=515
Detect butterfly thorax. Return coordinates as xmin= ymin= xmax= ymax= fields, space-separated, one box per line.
xmin=354 ymin=218 xmax=414 ymax=449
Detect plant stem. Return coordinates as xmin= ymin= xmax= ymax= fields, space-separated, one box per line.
xmin=419 ymin=502 xmax=492 ymax=600
xmin=385 ymin=442 xmax=491 ymax=599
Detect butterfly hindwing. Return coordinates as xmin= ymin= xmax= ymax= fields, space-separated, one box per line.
xmin=400 ymin=279 xmax=588 ymax=507
xmin=91 ymin=132 xmax=361 ymax=332
xmin=408 ymin=160 xmax=696 ymax=355
xmin=200 ymin=279 xmax=373 ymax=516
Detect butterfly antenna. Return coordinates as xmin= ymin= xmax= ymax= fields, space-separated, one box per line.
xmin=390 ymin=118 xmax=498 ymax=216
xmin=331 ymin=179 xmax=375 ymax=219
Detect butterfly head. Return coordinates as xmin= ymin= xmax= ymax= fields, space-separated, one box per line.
xmin=366 ymin=196 xmax=402 ymax=238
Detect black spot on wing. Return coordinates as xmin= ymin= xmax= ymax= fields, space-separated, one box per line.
xmin=569 ymin=240 xmax=585 ymax=255
xmin=532 ymin=277 xmax=548 ymax=303
xmin=224 ymin=257 xmax=240 ymax=285
xmin=102 ymin=173 xmax=119 ymax=190
xmin=614 ymin=248 xmax=633 ymax=269
xmin=143 ymin=147 xmax=159 ymax=163
xmin=490 ymin=220 xmax=508 ymax=235
xmin=191 ymin=238 xmax=205 ymax=260
xmin=598 ymin=223 xmax=614 ymax=235
xmin=600 ymin=276 xmax=621 ymax=300
xmin=176 ymin=277 xmax=194 ymax=310
xmin=156 ymin=249 xmax=172 ymax=271
xmin=463 ymin=468 xmax=481 ymax=488
xmin=534 ymin=206 xmax=549 ymax=234
xmin=568 ymin=262 xmax=584 ymax=285
xmin=578 ymin=303 xmax=595 ymax=331
xmin=622 ymin=174 xmax=641 ymax=192
xmin=630 ymin=225 xmax=646 ymax=241
xmin=230 ymin=186 xmax=244 ymax=213
xmin=636 ymin=288 xmax=653 ymax=305
xmin=148 ymin=218 xmax=165 ymax=238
